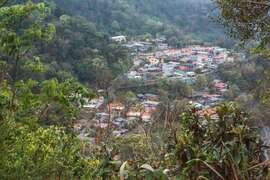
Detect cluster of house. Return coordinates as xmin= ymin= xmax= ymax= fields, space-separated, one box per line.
xmin=76 ymin=79 xmax=229 ymax=140
xmin=190 ymin=79 xmax=229 ymax=119
xmin=75 ymin=39 xmax=235 ymax=141
xmin=75 ymin=93 xmax=160 ymax=138
xmin=126 ymin=93 xmax=159 ymax=123
xmin=127 ymin=46 xmax=233 ymax=84
xmin=111 ymin=35 xmax=168 ymax=53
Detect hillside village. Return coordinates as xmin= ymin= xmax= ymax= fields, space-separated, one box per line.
xmin=75 ymin=37 xmax=237 ymax=142
xmin=3 ymin=1 xmax=270 ymax=178
xmin=127 ymin=46 xmax=233 ymax=82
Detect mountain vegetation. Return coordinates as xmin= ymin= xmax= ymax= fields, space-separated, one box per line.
xmin=0 ymin=0 xmax=270 ymax=179
xmin=52 ymin=0 xmax=230 ymax=45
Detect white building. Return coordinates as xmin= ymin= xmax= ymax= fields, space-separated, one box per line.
xmin=111 ymin=36 xmax=127 ymax=43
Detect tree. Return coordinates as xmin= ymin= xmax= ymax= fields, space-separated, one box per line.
xmin=154 ymin=97 xmax=189 ymax=129
xmin=111 ymin=20 xmax=121 ymax=33
xmin=214 ymin=0 xmax=270 ymax=54
xmin=174 ymin=103 xmax=266 ymax=179
xmin=117 ymin=91 xmax=137 ymax=117
xmin=195 ymin=74 xmax=208 ymax=90
xmin=99 ymin=104 xmax=268 ymax=179
xmin=0 ymin=1 xmax=96 ymax=178
xmin=0 ymin=122 xmax=100 ymax=179
xmin=214 ymin=0 xmax=270 ymax=128
xmin=0 ymin=0 xmax=91 ymax=125
xmin=224 ymin=84 xmax=240 ymax=100
xmin=168 ymin=36 xmax=180 ymax=48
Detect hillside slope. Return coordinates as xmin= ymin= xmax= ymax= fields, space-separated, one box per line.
xmin=51 ymin=0 xmax=227 ymax=44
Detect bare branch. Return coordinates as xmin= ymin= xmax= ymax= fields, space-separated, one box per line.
xmin=245 ymin=1 xmax=270 ymax=7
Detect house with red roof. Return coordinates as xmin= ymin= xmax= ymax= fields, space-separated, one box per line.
xmin=214 ymin=82 xmax=228 ymax=94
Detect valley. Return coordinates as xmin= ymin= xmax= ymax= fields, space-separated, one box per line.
xmin=76 ymin=37 xmax=244 ymax=144
xmin=1 ymin=0 xmax=270 ymax=179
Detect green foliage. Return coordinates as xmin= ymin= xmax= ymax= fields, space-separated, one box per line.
xmin=195 ymin=74 xmax=209 ymax=90
xmin=52 ymin=0 xmax=227 ymax=45
xmin=0 ymin=1 xmax=96 ymax=178
xmin=216 ymin=58 xmax=270 ymax=125
xmin=214 ymin=0 xmax=270 ymax=53
xmin=0 ymin=121 xmax=94 ymax=179
xmin=0 ymin=0 xmax=269 ymax=179
xmin=23 ymin=56 xmax=49 ymax=73
xmin=0 ymin=1 xmax=55 ymax=54
xmin=171 ymin=103 xmax=265 ymax=179
xmin=39 ymin=14 xmax=131 ymax=87
xmin=0 ymin=0 xmax=94 ymax=126
xmin=95 ymin=103 xmax=267 ymax=179
xmin=5 ymin=118 xmax=109 ymax=179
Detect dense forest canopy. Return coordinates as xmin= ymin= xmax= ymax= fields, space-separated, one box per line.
xmin=51 ymin=0 xmax=228 ymax=44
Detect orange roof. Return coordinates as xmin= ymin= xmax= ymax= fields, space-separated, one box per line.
xmin=126 ymin=111 xmax=141 ymax=117
xmin=109 ymin=102 xmax=125 ymax=111
xmin=197 ymin=108 xmax=217 ymax=118
xmin=141 ymin=111 xmax=152 ymax=119
xmin=204 ymin=108 xmax=217 ymax=115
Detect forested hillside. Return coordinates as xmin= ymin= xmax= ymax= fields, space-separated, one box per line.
xmin=40 ymin=14 xmax=131 ymax=87
xmin=4 ymin=0 xmax=229 ymax=89
xmin=51 ymin=0 xmax=228 ymax=45
xmin=1 ymin=0 xmax=270 ymax=179
xmin=29 ymin=0 xmax=230 ymax=88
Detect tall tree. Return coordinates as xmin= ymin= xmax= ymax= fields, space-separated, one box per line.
xmin=0 ymin=1 xmax=96 ymax=178
xmin=214 ymin=0 xmax=270 ymax=53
